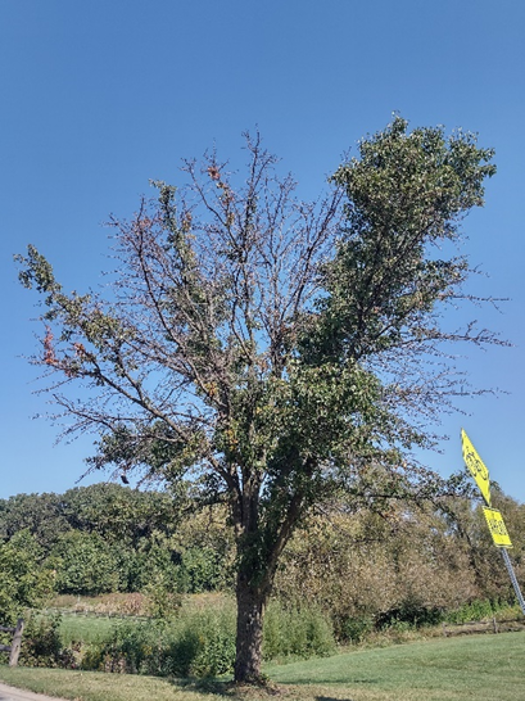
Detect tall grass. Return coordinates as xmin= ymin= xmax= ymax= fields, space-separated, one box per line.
xmin=263 ymin=600 xmax=335 ymax=660
xmin=77 ymin=598 xmax=335 ymax=677
xmin=19 ymin=595 xmax=522 ymax=680
xmin=58 ymin=597 xmax=336 ymax=677
xmin=81 ymin=605 xmax=236 ymax=677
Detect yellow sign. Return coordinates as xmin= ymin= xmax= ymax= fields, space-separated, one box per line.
xmin=461 ymin=429 xmax=491 ymax=506
xmin=482 ymin=508 xmax=513 ymax=548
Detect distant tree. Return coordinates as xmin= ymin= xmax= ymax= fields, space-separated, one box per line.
xmin=60 ymin=483 xmax=183 ymax=548
xmin=16 ymin=117 xmax=499 ymax=682
xmin=51 ymin=530 xmax=119 ymax=596
xmin=0 ymin=484 xmax=183 ymax=553
xmin=0 ymin=492 xmax=69 ymax=551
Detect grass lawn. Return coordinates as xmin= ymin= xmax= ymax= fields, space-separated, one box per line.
xmin=0 ymin=631 xmax=523 ymax=701
xmin=269 ymin=630 xmax=525 ymax=699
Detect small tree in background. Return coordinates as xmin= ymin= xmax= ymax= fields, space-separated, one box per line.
xmin=0 ymin=531 xmax=54 ymax=626
xmin=16 ymin=117 xmax=499 ymax=682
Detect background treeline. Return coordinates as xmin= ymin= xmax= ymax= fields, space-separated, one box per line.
xmin=0 ymin=484 xmax=234 ymax=600
xmin=0 ymin=483 xmax=524 ymax=636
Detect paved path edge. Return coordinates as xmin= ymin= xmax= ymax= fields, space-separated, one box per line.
xmin=0 ymin=682 xmax=69 ymax=701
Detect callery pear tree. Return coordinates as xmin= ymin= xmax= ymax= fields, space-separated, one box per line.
xmin=17 ymin=118 xmax=499 ymax=682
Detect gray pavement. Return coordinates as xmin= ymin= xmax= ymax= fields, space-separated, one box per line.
xmin=0 ymin=683 xmax=68 ymax=701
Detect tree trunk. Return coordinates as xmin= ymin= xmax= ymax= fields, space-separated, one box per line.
xmin=234 ymin=573 xmax=267 ymax=683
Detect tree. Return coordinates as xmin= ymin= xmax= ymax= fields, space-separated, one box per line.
xmin=59 ymin=483 xmax=183 ymax=548
xmin=0 ymin=492 xmax=69 ymax=552
xmin=0 ymin=531 xmax=54 ymax=626
xmin=51 ymin=530 xmax=119 ymax=595
xmin=16 ymin=117 xmax=498 ymax=682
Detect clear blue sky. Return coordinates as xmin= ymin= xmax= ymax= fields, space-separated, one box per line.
xmin=1 ymin=1 xmax=524 ymax=501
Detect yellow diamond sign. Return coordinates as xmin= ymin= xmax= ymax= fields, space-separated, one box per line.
xmin=482 ymin=507 xmax=513 ymax=548
xmin=461 ymin=429 xmax=491 ymax=506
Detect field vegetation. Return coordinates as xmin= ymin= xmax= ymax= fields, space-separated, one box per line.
xmin=1 ymin=482 xmax=524 ymax=680
xmin=1 ymin=631 xmax=524 ymax=701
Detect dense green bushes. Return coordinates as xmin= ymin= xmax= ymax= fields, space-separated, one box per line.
xmin=0 ymin=531 xmax=54 ymax=626
xmin=263 ymin=601 xmax=335 ymax=659
xmin=78 ymin=599 xmax=335 ymax=677
xmin=17 ymin=599 xmax=335 ymax=677
xmin=52 ymin=531 xmax=120 ymax=595
xmin=16 ymin=594 xmax=521 ymax=678
xmin=19 ymin=614 xmax=75 ymax=669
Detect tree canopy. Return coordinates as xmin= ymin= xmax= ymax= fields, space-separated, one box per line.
xmin=16 ymin=117 xmax=498 ymax=682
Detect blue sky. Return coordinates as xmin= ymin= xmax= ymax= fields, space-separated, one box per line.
xmin=1 ymin=1 xmax=524 ymax=501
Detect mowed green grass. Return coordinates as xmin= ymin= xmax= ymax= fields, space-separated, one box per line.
xmin=268 ymin=631 xmax=525 ymax=699
xmin=0 ymin=631 xmax=523 ymax=701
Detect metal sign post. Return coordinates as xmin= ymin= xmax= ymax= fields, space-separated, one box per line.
xmin=500 ymin=548 xmax=525 ymax=616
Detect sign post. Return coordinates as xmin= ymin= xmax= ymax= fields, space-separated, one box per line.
xmin=500 ymin=548 xmax=525 ymax=615
xmin=461 ymin=429 xmax=525 ymax=616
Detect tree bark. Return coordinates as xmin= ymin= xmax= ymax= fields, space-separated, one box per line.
xmin=234 ymin=573 xmax=267 ymax=683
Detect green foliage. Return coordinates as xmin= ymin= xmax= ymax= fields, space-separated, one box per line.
xmin=19 ymin=613 xmax=76 ymax=669
xmin=336 ymin=615 xmax=374 ymax=645
xmin=0 ymin=531 xmax=54 ymax=625
xmin=0 ymin=492 xmax=68 ymax=551
xmin=263 ymin=601 xmax=335 ymax=660
xmin=79 ymin=598 xmax=333 ymax=678
xmin=52 ymin=531 xmax=119 ymax=596
xmin=0 ymin=485 xmax=234 ymax=598
xmin=443 ymin=598 xmax=514 ymax=624
xmin=181 ymin=546 xmax=228 ymax=594
xmin=169 ymin=608 xmax=236 ymax=677
xmin=325 ymin=117 xmax=496 ymax=363
xmin=58 ymin=483 xmax=185 ymax=549
xmin=81 ymin=605 xmax=236 ymax=678
xmin=142 ymin=575 xmax=182 ymax=618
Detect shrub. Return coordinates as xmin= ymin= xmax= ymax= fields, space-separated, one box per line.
xmin=142 ymin=575 xmax=182 ymax=618
xmin=167 ymin=607 xmax=236 ymax=677
xmin=263 ymin=600 xmax=335 ymax=660
xmin=374 ymin=598 xmax=444 ymax=631
xmin=444 ymin=598 xmax=515 ymax=624
xmin=336 ymin=615 xmax=373 ymax=644
xmin=81 ymin=604 xmax=236 ymax=678
xmin=19 ymin=613 xmax=76 ymax=668
xmin=69 ymin=597 xmax=335 ymax=678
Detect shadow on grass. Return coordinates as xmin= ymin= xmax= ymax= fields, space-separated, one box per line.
xmin=278 ymin=677 xmax=379 ymax=686
xmin=171 ymin=678 xmax=306 ymax=698
xmin=169 ymin=679 xmax=361 ymax=701
xmin=171 ymin=678 xmax=234 ymax=697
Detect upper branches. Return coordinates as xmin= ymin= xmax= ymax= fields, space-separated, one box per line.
xmin=302 ymin=117 xmax=500 ymax=369
xmin=15 ymin=122 xmax=501 ymax=520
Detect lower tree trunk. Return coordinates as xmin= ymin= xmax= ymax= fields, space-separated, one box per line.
xmin=234 ymin=574 xmax=266 ymax=683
